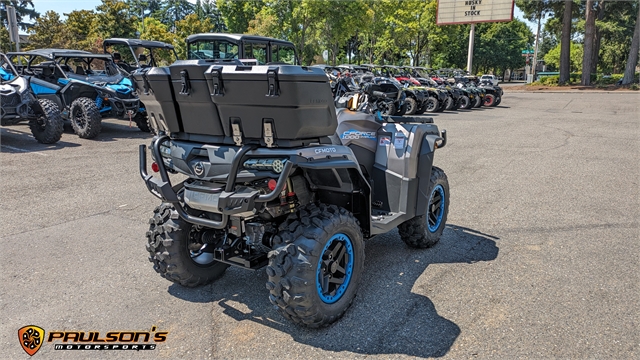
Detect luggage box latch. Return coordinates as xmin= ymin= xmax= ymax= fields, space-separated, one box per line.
xmin=209 ymin=66 xmax=224 ymax=96
xmin=263 ymin=121 xmax=274 ymax=148
xmin=179 ymin=70 xmax=191 ymax=95
xmin=266 ymin=66 xmax=279 ymax=97
xmin=231 ymin=119 xmax=243 ymax=146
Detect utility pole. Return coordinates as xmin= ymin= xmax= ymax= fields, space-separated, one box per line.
xmin=531 ymin=9 xmax=543 ymax=81
xmin=467 ymin=23 xmax=475 ymax=75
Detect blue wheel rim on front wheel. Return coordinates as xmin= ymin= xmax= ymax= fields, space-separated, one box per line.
xmin=316 ymin=233 xmax=354 ymax=304
xmin=428 ymin=184 xmax=445 ymax=233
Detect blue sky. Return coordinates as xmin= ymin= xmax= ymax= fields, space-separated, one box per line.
xmin=29 ymin=0 xmax=540 ymax=33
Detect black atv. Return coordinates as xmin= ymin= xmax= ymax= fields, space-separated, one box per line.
xmin=1 ymin=53 xmax=63 ymax=144
xmin=136 ymin=61 xmax=449 ymax=327
xmin=478 ymin=80 xmax=503 ymax=107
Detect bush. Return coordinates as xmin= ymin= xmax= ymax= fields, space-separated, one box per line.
xmin=595 ymin=74 xmax=623 ymax=85
xmin=540 ymin=75 xmax=559 ymax=86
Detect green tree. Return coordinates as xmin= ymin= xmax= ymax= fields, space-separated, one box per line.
xmin=157 ymin=0 xmax=195 ymax=31
xmin=1 ymin=0 xmax=39 ymax=31
xmin=0 ymin=26 xmax=11 ymax=52
xmin=474 ymin=19 xmax=534 ymax=76
xmin=95 ymin=0 xmax=138 ymax=40
xmin=64 ymin=10 xmax=98 ymax=51
xmin=544 ymin=41 xmax=583 ymax=73
xmin=217 ymin=0 xmax=264 ymax=33
xmin=139 ymin=17 xmax=177 ymax=63
xmin=196 ymin=0 xmax=225 ymax=32
xmin=26 ymin=10 xmax=66 ymax=49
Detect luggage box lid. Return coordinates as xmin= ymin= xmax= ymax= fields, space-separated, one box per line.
xmin=208 ymin=65 xmax=328 ymax=82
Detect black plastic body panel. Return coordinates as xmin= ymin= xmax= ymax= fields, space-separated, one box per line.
xmin=133 ymin=67 xmax=182 ymax=133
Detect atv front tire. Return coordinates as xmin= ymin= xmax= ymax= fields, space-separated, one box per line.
xmin=404 ymin=97 xmax=418 ymax=115
xmin=69 ymin=97 xmax=101 ymax=139
xmin=267 ymin=203 xmax=365 ymax=327
xmin=398 ymin=167 xmax=449 ymax=248
xmin=424 ymin=97 xmax=439 ymax=113
xmin=146 ymin=203 xmax=229 ymax=287
xmin=134 ymin=112 xmax=152 ymax=133
xmin=495 ymin=96 xmax=502 ymax=106
xmin=29 ymin=99 xmax=63 ymax=144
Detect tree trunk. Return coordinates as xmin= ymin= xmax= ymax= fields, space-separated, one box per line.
xmin=559 ymin=0 xmax=573 ymax=84
xmin=591 ymin=1 xmax=606 ymax=74
xmin=622 ymin=3 xmax=640 ymax=84
xmin=582 ymin=0 xmax=596 ymax=85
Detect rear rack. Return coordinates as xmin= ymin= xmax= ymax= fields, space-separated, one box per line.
xmin=139 ymin=135 xmax=294 ymax=229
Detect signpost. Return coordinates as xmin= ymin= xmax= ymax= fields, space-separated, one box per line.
xmin=437 ymin=0 xmax=515 ymax=74
xmin=6 ymin=5 xmax=21 ymax=53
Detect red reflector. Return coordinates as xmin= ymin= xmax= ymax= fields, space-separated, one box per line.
xmin=268 ymin=179 xmax=277 ymax=191
xmin=151 ymin=162 xmax=160 ymax=173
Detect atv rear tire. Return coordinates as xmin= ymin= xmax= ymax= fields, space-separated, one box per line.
xmin=69 ymin=97 xmax=101 ymax=139
xmin=379 ymin=101 xmax=396 ymax=116
xmin=29 ymin=99 xmax=63 ymax=144
xmin=404 ymin=97 xmax=418 ymax=115
xmin=267 ymin=203 xmax=365 ymax=327
xmin=484 ymin=93 xmax=496 ymax=106
xmin=146 ymin=203 xmax=229 ymax=287
xmin=459 ymin=95 xmax=471 ymax=109
xmin=398 ymin=167 xmax=449 ymax=248
xmin=424 ymin=97 xmax=439 ymax=113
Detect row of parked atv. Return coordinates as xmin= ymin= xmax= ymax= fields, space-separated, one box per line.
xmin=317 ymin=64 xmax=503 ymax=116
xmin=0 ymin=39 xmax=178 ymax=144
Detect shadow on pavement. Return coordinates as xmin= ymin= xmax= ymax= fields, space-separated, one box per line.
xmin=0 ymin=127 xmax=81 ymax=152
xmin=167 ymin=224 xmax=499 ymax=357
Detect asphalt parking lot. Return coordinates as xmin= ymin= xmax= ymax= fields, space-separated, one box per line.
xmin=1 ymin=91 xmax=638 ymax=359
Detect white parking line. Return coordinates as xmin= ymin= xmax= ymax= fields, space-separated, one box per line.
xmin=1 ymin=145 xmax=49 ymax=156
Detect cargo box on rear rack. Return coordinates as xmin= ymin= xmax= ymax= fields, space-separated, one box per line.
xmin=133 ymin=67 xmax=182 ymax=133
xmin=201 ymin=64 xmax=336 ymax=147
xmin=169 ymin=60 xmax=226 ymax=137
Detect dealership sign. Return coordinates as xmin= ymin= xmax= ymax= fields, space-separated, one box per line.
xmin=437 ymin=0 xmax=515 ymax=25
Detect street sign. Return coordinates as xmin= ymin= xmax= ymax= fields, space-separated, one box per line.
xmin=522 ymin=49 xmax=534 ymax=54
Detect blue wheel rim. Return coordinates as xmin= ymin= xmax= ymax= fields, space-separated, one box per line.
xmin=316 ymin=233 xmax=354 ymax=304
xmin=428 ymin=184 xmax=445 ymax=233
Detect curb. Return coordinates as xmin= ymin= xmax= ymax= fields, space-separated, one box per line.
xmin=506 ymin=90 xmax=640 ymax=94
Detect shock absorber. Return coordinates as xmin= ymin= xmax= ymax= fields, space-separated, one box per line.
xmin=95 ymin=95 xmax=103 ymax=109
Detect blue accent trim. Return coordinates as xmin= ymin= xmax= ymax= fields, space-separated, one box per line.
xmin=428 ymin=184 xmax=445 ymax=233
xmin=316 ymin=233 xmax=354 ymax=304
xmin=119 ymin=77 xmax=132 ymax=86
xmin=30 ymin=82 xmax=57 ymax=95
xmin=0 ymin=68 xmax=14 ymax=81
xmin=57 ymin=78 xmax=70 ymax=85
xmin=99 ymin=106 xmax=112 ymax=113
